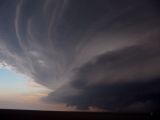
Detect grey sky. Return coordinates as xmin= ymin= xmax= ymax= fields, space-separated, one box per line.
xmin=0 ymin=0 xmax=160 ymax=111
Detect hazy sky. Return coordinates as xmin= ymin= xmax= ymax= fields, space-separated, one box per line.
xmin=0 ymin=0 xmax=160 ymax=112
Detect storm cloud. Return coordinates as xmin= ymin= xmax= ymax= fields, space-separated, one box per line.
xmin=0 ymin=0 xmax=160 ymax=111
xmin=44 ymin=42 xmax=160 ymax=111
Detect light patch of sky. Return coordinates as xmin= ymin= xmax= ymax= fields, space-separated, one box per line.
xmin=0 ymin=64 xmax=76 ymax=111
xmin=0 ymin=64 xmax=53 ymax=109
xmin=0 ymin=67 xmax=50 ymax=97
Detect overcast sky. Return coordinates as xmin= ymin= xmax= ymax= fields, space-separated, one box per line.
xmin=0 ymin=0 xmax=160 ymax=112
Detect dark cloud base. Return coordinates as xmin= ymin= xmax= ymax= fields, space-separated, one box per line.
xmin=44 ymin=42 xmax=160 ymax=112
xmin=46 ymin=78 xmax=160 ymax=112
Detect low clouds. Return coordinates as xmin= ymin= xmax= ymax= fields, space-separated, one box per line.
xmin=0 ymin=0 xmax=160 ymax=111
xmin=46 ymin=78 xmax=160 ymax=111
xmin=44 ymin=41 xmax=160 ymax=111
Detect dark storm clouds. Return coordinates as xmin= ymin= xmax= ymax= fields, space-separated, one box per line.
xmin=45 ymin=42 xmax=160 ymax=111
xmin=0 ymin=0 xmax=160 ymax=111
